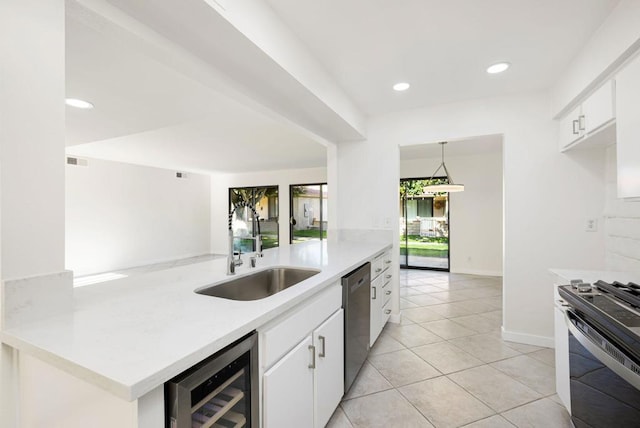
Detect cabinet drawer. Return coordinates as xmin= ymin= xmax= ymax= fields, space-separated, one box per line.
xmin=261 ymin=284 xmax=341 ymax=369
xmin=371 ymin=255 xmax=384 ymax=279
xmin=381 ymin=299 xmax=392 ymax=324
xmin=382 ymin=280 xmax=392 ymax=305
xmin=383 ymin=271 xmax=392 ymax=286
xmin=382 ymin=252 xmax=393 ymax=270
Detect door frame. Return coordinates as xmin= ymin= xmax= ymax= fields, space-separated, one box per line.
xmin=289 ymin=183 xmax=327 ymax=244
xmin=399 ymin=176 xmax=451 ymax=271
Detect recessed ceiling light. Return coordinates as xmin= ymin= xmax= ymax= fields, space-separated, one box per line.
xmin=393 ymin=82 xmax=410 ymax=91
xmin=65 ymin=98 xmax=94 ymax=109
xmin=486 ymin=62 xmax=510 ymax=74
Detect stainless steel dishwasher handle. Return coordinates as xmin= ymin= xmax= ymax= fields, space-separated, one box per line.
xmin=565 ymin=309 xmax=640 ymax=390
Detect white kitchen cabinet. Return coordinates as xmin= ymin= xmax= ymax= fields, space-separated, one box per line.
xmin=263 ymin=336 xmax=314 ymax=428
xmin=370 ymin=274 xmax=384 ymax=346
xmin=260 ymin=284 xmax=344 ymax=428
xmin=559 ymin=105 xmax=584 ymax=150
xmin=313 ymin=310 xmax=344 ymax=428
xmin=370 ymin=251 xmax=392 ymax=346
xmin=558 ymin=80 xmax=615 ymax=152
xmin=554 ymin=304 xmax=571 ymax=413
xmin=582 ymin=80 xmax=615 ymax=134
xmin=615 ymin=54 xmax=640 ymax=198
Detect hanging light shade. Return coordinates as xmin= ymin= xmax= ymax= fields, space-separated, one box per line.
xmin=423 ymin=142 xmax=464 ymax=193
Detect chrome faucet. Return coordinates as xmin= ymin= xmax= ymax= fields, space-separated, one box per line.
xmin=227 ymin=231 xmax=243 ymax=275
xmin=227 ymin=200 xmax=263 ymax=275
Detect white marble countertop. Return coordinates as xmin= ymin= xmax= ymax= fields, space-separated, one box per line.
xmin=550 ymin=268 xmax=640 ymax=285
xmin=1 ymin=239 xmax=390 ymax=401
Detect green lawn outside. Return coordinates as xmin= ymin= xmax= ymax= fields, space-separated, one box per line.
xmin=293 ymin=229 xmax=327 ymax=239
xmin=400 ymin=235 xmax=449 ymax=258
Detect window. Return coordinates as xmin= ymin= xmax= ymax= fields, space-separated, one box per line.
xmin=290 ymin=183 xmax=328 ymax=244
xmin=229 ymin=186 xmax=279 ymax=252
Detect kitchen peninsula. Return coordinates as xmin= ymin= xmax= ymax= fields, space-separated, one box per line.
xmin=1 ymin=239 xmax=391 ymax=427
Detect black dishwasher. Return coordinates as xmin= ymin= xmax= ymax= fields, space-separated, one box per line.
xmin=165 ymin=331 xmax=258 ymax=428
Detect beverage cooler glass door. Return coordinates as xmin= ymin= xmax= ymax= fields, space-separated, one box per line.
xmin=166 ymin=332 xmax=258 ymax=428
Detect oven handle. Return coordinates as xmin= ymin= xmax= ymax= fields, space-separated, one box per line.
xmin=564 ymin=309 xmax=640 ymax=390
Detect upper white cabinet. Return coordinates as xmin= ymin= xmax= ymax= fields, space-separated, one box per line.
xmin=559 ymin=105 xmax=584 ymax=150
xmin=558 ymin=80 xmax=616 ymax=152
xmin=615 ymin=54 xmax=640 ymax=199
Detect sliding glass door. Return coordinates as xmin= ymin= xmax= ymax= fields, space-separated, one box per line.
xmin=290 ymin=183 xmax=328 ymax=244
xmin=399 ymin=178 xmax=450 ymax=270
xmin=229 ymin=186 xmax=279 ymax=252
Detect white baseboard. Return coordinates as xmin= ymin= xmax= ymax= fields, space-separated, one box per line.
xmin=451 ymin=268 xmax=503 ymax=277
xmin=501 ymin=327 xmax=554 ymax=348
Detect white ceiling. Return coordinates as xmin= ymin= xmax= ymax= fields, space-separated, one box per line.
xmin=265 ymin=0 xmax=620 ymax=116
xmin=65 ymin=14 xmax=328 ymax=174
xmin=65 ymin=0 xmax=619 ymax=173
xmin=400 ymin=135 xmax=503 ymax=160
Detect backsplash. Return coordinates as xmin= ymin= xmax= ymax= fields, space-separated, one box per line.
xmin=605 ymin=145 xmax=640 ymax=272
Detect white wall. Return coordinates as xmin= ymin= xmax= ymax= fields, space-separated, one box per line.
xmin=66 ymin=158 xmax=211 ymax=276
xmin=401 ymin=150 xmax=503 ymax=276
xmin=336 ymin=93 xmax=607 ymax=346
xmin=210 ymin=167 xmax=327 ymax=254
xmin=604 ymin=145 xmax=640 ymax=271
xmin=0 ymin=0 xmax=66 ymax=281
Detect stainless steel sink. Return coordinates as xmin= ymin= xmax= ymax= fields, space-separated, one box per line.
xmin=195 ymin=267 xmax=321 ymax=301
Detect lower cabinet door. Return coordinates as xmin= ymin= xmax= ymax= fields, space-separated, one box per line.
xmin=263 ymin=336 xmax=314 ymax=428
xmin=370 ymin=276 xmax=384 ymax=346
xmin=313 ymin=309 xmax=344 ymax=428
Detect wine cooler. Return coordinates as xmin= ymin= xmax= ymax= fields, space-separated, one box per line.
xmin=166 ymin=332 xmax=258 ymax=428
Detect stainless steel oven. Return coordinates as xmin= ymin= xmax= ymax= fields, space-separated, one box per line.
xmin=165 ymin=331 xmax=258 ymax=428
xmin=559 ymin=281 xmax=640 ymax=428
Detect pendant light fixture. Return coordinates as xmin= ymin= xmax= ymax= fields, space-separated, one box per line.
xmin=423 ymin=141 xmax=464 ymax=193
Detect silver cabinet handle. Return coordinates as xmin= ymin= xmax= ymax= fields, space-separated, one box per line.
xmin=385 ymin=290 xmax=391 ymax=295
xmin=372 ymin=287 xmax=377 ymax=300
xmin=375 ymin=268 xmax=382 ymax=273
xmin=572 ymin=119 xmax=579 ymax=135
xmin=384 ymin=260 xmax=391 ymax=264
xmin=308 ymin=345 xmax=316 ymax=369
xmin=319 ymin=336 xmax=326 ymax=358
xmin=578 ymin=114 xmax=586 ymax=131
xmin=385 ymin=309 xmax=391 ymax=315
xmin=386 ymin=274 xmax=392 ymax=279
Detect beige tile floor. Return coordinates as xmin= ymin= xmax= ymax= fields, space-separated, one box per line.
xmin=327 ymin=269 xmax=571 ymax=428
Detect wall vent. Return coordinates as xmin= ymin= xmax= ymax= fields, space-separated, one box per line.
xmin=66 ymin=156 xmax=88 ymax=166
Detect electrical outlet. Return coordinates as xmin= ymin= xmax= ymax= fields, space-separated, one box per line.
xmin=585 ymin=218 xmax=598 ymax=232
